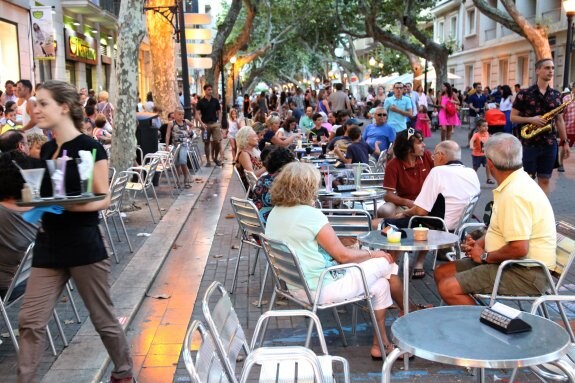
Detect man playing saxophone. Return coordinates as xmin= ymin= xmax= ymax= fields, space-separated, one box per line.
xmin=511 ymin=58 xmax=571 ymax=195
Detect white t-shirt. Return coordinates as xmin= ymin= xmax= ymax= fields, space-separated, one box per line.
xmin=499 ymin=96 xmax=513 ymax=112
xmin=265 ymin=205 xmax=336 ymax=290
xmin=414 ymin=163 xmax=480 ymax=230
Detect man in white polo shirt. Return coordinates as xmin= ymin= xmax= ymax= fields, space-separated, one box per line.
xmin=389 ymin=140 xmax=480 ymax=278
xmin=435 ymin=134 xmax=556 ymax=305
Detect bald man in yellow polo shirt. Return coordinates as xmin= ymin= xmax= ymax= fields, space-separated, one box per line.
xmin=435 ymin=133 xmax=556 ymax=305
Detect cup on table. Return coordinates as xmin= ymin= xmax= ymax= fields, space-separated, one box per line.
xmin=413 ymin=227 xmax=429 ymax=241
xmin=387 ymin=231 xmax=402 ymax=243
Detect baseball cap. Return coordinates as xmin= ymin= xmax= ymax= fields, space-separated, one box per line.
xmin=343 ymin=118 xmax=364 ymax=127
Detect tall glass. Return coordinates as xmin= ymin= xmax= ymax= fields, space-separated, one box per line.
xmin=19 ymin=168 xmax=45 ymax=200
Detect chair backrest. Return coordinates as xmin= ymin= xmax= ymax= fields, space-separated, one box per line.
xmin=452 ymin=194 xmax=480 ymax=232
xmin=359 ymin=172 xmax=385 ymax=188
xmin=108 ymin=166 xmax=116 ymax=186
xmin=233 ymin=166 xmax=248 ymax=194
xmin=245 ymin=171 xmax=258 ymax=192
xmin=202 ymin=281 xmax=250 ymax=383
xmin=3 ymin=242 xmax=34 ymax=305
xmin=229 ymin=197 xmax=266 ymax=237
xmin=372 ymin=149 xmax=388 ymax=173
xmin=259 ymin=235 xmax=314 ymax=306
xmin=182 ymin=320 xmax=230 ymax=383
xmin=106 ymin=171 xmax=130 ymax=215
xmin=553 ymin=222 xmax=575 ymax=288
xmin=142 ymin=157 xmax=160 ymax=188
xmin=321 ymin=209 xmax=371 ymax=237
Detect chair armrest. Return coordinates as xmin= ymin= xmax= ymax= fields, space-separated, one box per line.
xmin=316 ymin=263 xmax=372 ymax=307
xmin=530 ymin=294 xmax=575 ymax=314
xmin=123 ymin=170 xmax=144 ymax=184
xmin=456 ymin=222 xmax=486 ymax=239
xmin=251 ymin=310 xmax=328 ymax=353
xmin=489 ymin=259 xmax=554 ymax=306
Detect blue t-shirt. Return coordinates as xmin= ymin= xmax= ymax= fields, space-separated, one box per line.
xmin=346 ymin=141 xmax=373 ymax=164
xmin=384 ymin=96 xmax=412 ymax=132
xmin=362 ymin=123 xmax=396 ymax=151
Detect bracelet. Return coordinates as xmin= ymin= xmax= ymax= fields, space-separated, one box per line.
xmin=560 ymin=139 xmax=570 ymax=146
xmin=366 ymin=249 xmax=373 ymax=258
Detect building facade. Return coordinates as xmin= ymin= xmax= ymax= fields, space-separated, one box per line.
xmin=431 ymin=0 xmax=574 ymax=91
xmin=0 ymin=0 xmax=152 ymax=99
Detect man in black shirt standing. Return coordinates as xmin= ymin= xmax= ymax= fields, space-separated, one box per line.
xmin=195 ymin=84 xmax=222 ymax=166
xmin=511 ymin=58 xmax=570 ymax=195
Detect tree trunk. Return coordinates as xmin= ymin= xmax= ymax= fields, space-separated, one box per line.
xmin=429 ymin=49 xmax=449 ymax=95
xmin=110 ymin=0 xmax=147 ymax=172
xmin=146 ymin=0 xmax=178 ymax=118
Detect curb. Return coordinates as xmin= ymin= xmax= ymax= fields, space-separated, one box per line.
xmin=40 ymin=167 xmax=215 ymax=383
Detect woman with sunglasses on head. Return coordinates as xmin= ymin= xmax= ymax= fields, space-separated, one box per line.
xmin=377 ymin=128 xmax=433 ymax=219
xmin=17 ymin=80 xmax=135 ymax=383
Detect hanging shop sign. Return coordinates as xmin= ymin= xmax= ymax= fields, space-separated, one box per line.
xmin=65 ymin=30 xmax=98 ymax=65
xmin=31 ymin=6 xmax=56 ymax=60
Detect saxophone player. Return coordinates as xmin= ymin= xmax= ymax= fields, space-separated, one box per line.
xmin=511 ymin=58 xmax=570 ymax=195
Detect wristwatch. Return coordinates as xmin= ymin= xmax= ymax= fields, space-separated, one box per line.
xmin=560 ymin=138 xmax=571 ymax=146
xmin=480 ymin=252 xmax=489 ymax=264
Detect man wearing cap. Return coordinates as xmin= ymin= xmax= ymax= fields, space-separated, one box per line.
xmin=362 ymin=107 xmax=396 ymax=152
xmin=384 ymin=82 xmax=412 ymax=133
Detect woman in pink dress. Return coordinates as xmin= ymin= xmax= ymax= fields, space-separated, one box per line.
xmin=437 ymin=82 xmax=460 ymax=141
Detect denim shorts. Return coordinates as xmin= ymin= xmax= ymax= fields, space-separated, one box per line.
xmin=522 ymin=142 xmax=557 ymax=179
xmin=472 ymin=155 xmax=486 ymax=169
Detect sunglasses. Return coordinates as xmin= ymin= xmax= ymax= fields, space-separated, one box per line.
xmin=407 ymin=127 xmax=416 ymax=141
xmin=376 ymin=113 xmax=387 ymax=117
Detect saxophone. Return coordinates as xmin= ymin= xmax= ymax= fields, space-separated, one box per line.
xmin=520 ymin=98 xmax=575 ymax=140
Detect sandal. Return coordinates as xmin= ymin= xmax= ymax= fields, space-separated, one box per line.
xmin=486 ymin=179 xmax=495 ymax=184
xmin=371 ymin=343 xmax=395 ymax=360
xmin=411 ymin=268 xmax=426 ymax=279
xmin=184 ymin=182 xmax=192 ymax=189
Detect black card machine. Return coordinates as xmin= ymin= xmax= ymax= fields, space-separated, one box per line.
xmin=480 ymin=303 xmax=532 ymax=334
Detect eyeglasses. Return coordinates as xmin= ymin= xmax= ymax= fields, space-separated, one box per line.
xmin=376 ymin=113 xmax=387 ymax=117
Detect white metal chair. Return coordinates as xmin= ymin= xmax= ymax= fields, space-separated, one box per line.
xmin=229 ymin=197 xmax=268 ymax=307
xmin=102 ymin=171 xmax=133 ymax=263
xmin=233 ymin=166 xmax=250 ymax=199
xmin=0 ymin=243 xmax=66 ymax=355
xmin=259 ymin=235 xmax=386 ymax=356
xmin=202 ymin=281 xmax=349 ymax=383
xmin=182 ymin=320 xmax=229 ymax=383
xmin=125 ymin=157 xmax=162 ymax=223
xmin=321 ymin=209 xmax=372 ymax=238
xmin=147 ymin=151 xmax=181 ymax=196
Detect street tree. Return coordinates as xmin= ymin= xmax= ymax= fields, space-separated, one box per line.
xmin=110 ymin=0 xmax=147 ymax=172
xmin=472 ymin=0 xmax=551 ymax=59
xmin=146 ymin=0 xmax=179 ymax=118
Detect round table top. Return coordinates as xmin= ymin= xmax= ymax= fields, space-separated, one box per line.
xmin=358 ymin=228 xmax=458 ymax=251
xmin=391 ymin=306 xmax=571 ymax=369
xmin=295 ymin=147 xmax=322 ymax=153
xmin=317 ymin=189 xmax=385 ymax=201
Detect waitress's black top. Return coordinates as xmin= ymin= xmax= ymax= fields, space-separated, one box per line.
xmin=34 ymin=134 xmax=108 ymax=268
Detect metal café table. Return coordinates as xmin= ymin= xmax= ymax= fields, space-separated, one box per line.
xmin=317 ymin=189 xmax=385 ymax=216
xmin=358 ymin=229 xmax=458 ymax=316
xmin=382 ymin=306 xmax=574 ymax=383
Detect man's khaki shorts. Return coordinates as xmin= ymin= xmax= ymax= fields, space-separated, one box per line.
xmin=454 ymin=258 xmax=548 ymax=296
xmin=204 ymin=122 xmax=222 ymax=142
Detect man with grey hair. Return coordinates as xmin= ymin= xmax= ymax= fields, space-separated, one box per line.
xmin=384 ymin=140 xmax=480 ymax=279
xmin=361 ymin=107 xmax=395 ymax=152
xmin=435 ymin=134 xmax=556 ymax=304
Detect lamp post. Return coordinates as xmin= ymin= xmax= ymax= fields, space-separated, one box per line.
xmin=230 ymin=55 xmax=237 ymax=108
xmin=563 ymin=0 xmax=575 ymax=90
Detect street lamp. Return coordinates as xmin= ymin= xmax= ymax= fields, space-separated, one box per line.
xmin=563 ymin=0 xmax=575 ymax=89
xmin=230 ymin=55 xmax=237 ymax=108
xmin=369 ymin=57 xmax=376 ymax=84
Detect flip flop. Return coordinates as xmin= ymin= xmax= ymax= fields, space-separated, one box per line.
xmin=411 ymin=268 xmax=426 ymax=279
xmin=486 ymin=179 xmax=495 ymax=184
xmin=371 ymin=343 xmax=395 ymax=360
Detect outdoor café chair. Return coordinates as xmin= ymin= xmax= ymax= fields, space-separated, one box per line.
xmin=258 ymin=235 xmax=386 ymax=357
xmin=125 ymin=156 xmax=162 ymax=223
xmin=0 ymin=243 xmax=66 ymax=355
xmin=321 ymin=208 xmax=372 ymax=238
xmin=182 ymin=320 xmax=229 ymax=383
xmin=202 ymin=281 xmax=349 ymax=383
xmin=474 ymin=222 xmax=575 ymax=341
xmin=102 ymin=171 xmax=133 ymax=264
xmin=233 ymin=166 xmax=250 ymax=199
xmin=507 ymin=295 xmax=575 ymax=383
xmin=229 ymin=197 xmax=268 ymax=307
xmin=147 ymin=151 xmax=181 ymax=196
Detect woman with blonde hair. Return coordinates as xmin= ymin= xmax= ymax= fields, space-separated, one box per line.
xmin=258 ymin=114 xmax=301 ymax=151
xmin=96 ymin=90 xmax=114 ymax=130
xmin=265 ymin=162 xmax=400 ymax=359
xmin=235 ymin=126 xmax=266 ymax=190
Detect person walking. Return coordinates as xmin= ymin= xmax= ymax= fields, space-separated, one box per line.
xmin=17 ymin=80 xmax=135 ymax=383
xmin=196 ymin=84 xmax=222 ymax=167
xmin=511 ymin=58 xmax=570 ymax=195
xmin=437 ymin=82 xmax=460 ymax=141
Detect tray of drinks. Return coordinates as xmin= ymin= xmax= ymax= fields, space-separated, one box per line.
xmin=16 ymin=193 xmax=107 ymax=207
